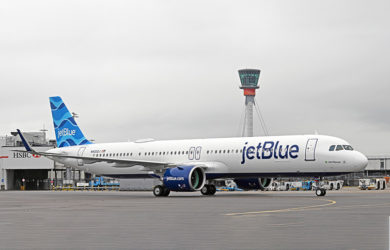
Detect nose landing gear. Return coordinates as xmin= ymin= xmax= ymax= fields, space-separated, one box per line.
xmin=315 ymin=188 xmax=326 ymax=196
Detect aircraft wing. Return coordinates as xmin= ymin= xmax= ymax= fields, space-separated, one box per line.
xmin=14 ymin=129 xmax=169 ymax=168
xmin=15 ymin=129 xmax=214 ymax=170
xmin=13 ymin=147 xmax=170 ymax=168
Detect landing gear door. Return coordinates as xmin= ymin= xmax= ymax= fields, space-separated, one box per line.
xmin=305 ymin=139 xmax=318 ymax=161
xmin=77 ymin=147 xmax=86 ymax=166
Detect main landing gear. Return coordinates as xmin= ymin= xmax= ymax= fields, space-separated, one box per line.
xmin=315 ymin=188 xmax=326 ymax=197
xmin=153 ymin=185 xmax=170 ymax=197
xmin=153 ymin=184 xmax=217 ymax=197
xmin=201 ymin=184 xmax=216 ymax=196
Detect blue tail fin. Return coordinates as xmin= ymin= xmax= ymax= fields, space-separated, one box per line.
xmin=49 ymin=96 xmax=92 ymax=148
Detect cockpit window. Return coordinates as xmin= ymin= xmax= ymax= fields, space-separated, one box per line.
xmin=336 ymin=145 xmax=343 ymax=151
xmin=343 ymin=145 xmax=354 ymax=151
xmin=329 ymin=145 xmax=335 ymax=151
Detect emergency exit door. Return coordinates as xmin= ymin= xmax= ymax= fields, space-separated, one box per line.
xmin=305 ymin=139 xmax=318 ymax=161
xmin=77 ymin=147 xmax=86 ymax=166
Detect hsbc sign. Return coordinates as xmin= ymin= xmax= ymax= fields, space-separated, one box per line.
xmin=13 ymin=152 xmax=41 ymax=159
xmin=0 ymin=147 xmax=53 ymax=169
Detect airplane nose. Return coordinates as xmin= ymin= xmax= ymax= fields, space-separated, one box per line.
xmin=355 ymin=152 xmax=368 ymax=170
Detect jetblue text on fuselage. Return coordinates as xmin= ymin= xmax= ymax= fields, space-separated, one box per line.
xmin=241 ymin=141 xmax=299 ymax=164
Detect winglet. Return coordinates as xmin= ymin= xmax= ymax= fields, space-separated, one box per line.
xmin=16 ymin=129 xmax=34 ymax=152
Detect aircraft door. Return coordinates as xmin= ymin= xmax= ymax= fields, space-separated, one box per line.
xmin=305 ymin=139 xmax=318 ymax=161
xmin=77 ymin=147 xmax=86 ymax=166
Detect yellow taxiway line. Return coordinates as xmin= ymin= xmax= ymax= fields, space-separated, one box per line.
xmin=225 ymin=198 xmax=336 ymax=216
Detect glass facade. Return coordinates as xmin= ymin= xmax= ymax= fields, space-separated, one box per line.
xmin=238 ymin=69 xmax=260 ymax=87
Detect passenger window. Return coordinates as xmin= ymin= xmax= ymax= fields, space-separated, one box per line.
xmin=329 ymin=145 xmax=335 ymax=151
xmin=336 ymin=145 xmax=343 ymax=151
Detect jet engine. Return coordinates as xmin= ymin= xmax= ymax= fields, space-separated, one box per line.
xmin=234 ymin=178 xmax=272 ymax=190
xmin=163 ymin=166 xmax=206 ymax=191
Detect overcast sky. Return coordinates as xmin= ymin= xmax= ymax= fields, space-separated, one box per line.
xmin=0 ymin=0 xmax=389 ymax=155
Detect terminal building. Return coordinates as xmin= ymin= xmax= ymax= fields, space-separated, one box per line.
xmin=0 ymin=132 xmax=85 ymax=190
xmin=0 ymin=131 xmax=158 ymax=190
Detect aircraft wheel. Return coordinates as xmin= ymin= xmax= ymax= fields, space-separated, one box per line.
xmin=209 ymin=185 xmax=216 ymax=195
xmin=153 ymin=185 xmax=164 ymax=197
xmin=315 ymin=188 xmax=326 ymax=196
xmin=201 ymin=185 xmax=216 ymax=195
xmin=162 ymin=187 xmax=170 ymax=196
xmin=201 ymin=185 xmax=210 ymax=195
xmin=336 ymin=183 xmax=341 ymax=190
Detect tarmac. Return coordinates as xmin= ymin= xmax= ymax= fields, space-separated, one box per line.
xmin=0 ymin=188 xmax=389 ymax=250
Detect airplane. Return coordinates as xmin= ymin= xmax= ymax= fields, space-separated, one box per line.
xmin=15 ymin=96 xmax=368 ymax=197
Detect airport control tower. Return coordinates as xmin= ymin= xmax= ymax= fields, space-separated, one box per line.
xmin=239 ymin=69 xmax=260 ymax=137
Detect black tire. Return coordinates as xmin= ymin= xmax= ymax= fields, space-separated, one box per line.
xmin=153 ymin=185 xmax=164 ymax=197
xmin=162 ymin=187 xmax=170 ymax=196
xmin=321 ymin=189 xmax=327 ymax=196
xmin=286 ymin=184 xmax=290 ymax=191
xmin=376 ymin=181 xmax=380 ymax=190
xmin=209 ymin=185 xmax=216 ymax=195
xmin=382 ymin=181 xmax=386 ymax=190
xmin=336 ymin=183 xmax=341 ymax=190
xmin=201 ymin=185 xmax=216 ymax=195
xmin=330 ymin=183 xmax=334 ymax=190
xmin=201 ymin=185 xmax=210 ymax=195
xmin=315 ymin=188 xmax=322 ymax=196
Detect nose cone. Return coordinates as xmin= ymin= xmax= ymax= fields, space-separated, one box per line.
xmin=354 ymin=152 xmax=368 ymax=171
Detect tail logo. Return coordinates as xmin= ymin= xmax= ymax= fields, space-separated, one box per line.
xmin=49 ymin=96 xmax=92 ymax=148
xmin=58 ymin=128 xmax=76 ymax=137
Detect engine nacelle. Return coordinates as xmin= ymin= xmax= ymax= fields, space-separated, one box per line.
xmin=234 ymin=178 xmax=272 ymax=191
xmin=163 ymin=166 xmax=206 ymax=192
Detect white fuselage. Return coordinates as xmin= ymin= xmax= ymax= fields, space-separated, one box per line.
xmin=46 ymin=134 xmax=368 ymax=179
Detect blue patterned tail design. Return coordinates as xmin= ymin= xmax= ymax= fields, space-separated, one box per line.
xmin=49 ymin=96 xmax=92 ymax=148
